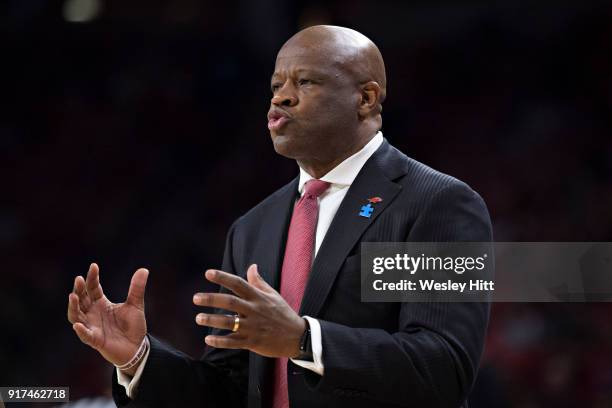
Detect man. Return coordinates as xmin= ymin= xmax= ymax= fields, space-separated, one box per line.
xmin=67 ymin=25 xmax=492 ymax=407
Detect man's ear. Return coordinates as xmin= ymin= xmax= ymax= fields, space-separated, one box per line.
xmin=358 ymin=81 xmax=382 ymax=118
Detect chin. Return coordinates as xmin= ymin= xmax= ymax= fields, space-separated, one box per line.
xmin=271 ymin=133 xmax=299 ymax=159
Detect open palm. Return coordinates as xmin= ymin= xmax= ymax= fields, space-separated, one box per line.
xmin=67 ymin=263 xmax=149 ymax=367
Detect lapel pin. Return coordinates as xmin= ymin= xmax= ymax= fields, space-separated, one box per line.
xmin=359 ymin=197 xmax=383 ymax=218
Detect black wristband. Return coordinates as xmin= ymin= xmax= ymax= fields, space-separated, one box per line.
xmin=296 ymin=318 xmax=313 ymax=361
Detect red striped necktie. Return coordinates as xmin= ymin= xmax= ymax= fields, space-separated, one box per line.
xmin=272 ymin=179 xmax=331 ymax=408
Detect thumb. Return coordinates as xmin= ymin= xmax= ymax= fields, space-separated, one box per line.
xmin=126 ymin=268 xmax=149 ymax=309
xmin=73 ymin=322 xmax=98 ymax=349
xmin=247 ymin=264 xmax=272 ymax=292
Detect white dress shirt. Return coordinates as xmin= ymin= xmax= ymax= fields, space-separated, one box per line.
xmin=118 ymin=132 xmax=384 ymax=397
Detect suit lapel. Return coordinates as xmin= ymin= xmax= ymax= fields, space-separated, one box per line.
xmin=299 ymin=141 xmax=405 ymax=317
xmin=249 ymin=177 xmax=298 ymax=405
xmin=255 ymin=177 xmax=299 ymax=291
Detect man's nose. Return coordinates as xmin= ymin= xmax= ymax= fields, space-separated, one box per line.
xmin=271 ymin=87 xmax=298 ymax=107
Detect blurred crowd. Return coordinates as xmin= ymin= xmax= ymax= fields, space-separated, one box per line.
xmin=2 ymin=1 xmax=611 ymax=407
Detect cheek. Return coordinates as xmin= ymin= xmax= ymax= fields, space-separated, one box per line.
xmin=300 ymin=91 xmax=358 ymax=126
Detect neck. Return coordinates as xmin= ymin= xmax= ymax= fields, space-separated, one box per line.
xmin=297 ymin=131 xmax=376 ymax=179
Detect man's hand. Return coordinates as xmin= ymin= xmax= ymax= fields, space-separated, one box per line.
xmin=67 ymin=263 xmax=149 ymax=376
xmin=193 ymin=264 xmax=306 ymax=359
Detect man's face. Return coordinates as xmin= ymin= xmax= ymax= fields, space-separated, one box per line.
xmin=267 ymin=43 xmax=360 ymax=162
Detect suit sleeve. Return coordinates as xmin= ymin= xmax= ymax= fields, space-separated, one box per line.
xmin=305 ymin=181 xmax=492 ymax=408
xmin=111 ymin=220 xmax=249 ymax=408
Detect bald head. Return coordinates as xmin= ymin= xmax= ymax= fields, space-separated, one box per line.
xmin=268 ymin=25 xmax=387 ymax=178
xmin=279 ymin=25 xmax=387 ymax=104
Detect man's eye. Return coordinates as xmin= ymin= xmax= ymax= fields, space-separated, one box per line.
xmin=271 ymin=84 xmax=281 ymax=92
xmin=298 ymin=79 xmax=312 ymax=86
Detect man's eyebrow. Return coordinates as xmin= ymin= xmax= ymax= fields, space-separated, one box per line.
xmin=295 ymin=68 xmax=327 ymax=76
xmin=270 ymin=69 xmax=328 ymax=82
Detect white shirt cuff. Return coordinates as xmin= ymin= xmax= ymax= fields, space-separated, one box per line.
xmin=116 ymin=345 xmax=150 ymax=399
xmin=290 ymin=316 xmax=324 ymax=376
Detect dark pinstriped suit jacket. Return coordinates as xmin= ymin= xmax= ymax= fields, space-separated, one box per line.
xmin=112 ymin=139 xmax=492 ymax=407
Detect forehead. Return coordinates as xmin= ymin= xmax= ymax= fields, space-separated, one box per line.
xmin=272 ymin=43 xmax=349 ymax=77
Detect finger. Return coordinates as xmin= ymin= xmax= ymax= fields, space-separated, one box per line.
xmin=73 ymin=322 xmax=95 ymax=347
xmin=67 ymin=293 xmax=84 ymax=324
xmin=193 ymin=293 xmax=250 ymax=315
xmin=73 ymin=275 xmax=91 ymax=311
xmin=204 ymin=333 xmax=246 ymax=349
xmin=85 ymin=263 xmax=104 ymax=302
xmin=246 ymin=264 xmax=273 ymax=293
xmin=205 ymin=269 xmax=256 ymax=299
xmin=195 ymin=313 xmax=240 ymax=331
xmin=126 ymin=268 xmax=149 ymax=310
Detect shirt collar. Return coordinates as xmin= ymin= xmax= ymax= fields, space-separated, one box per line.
xmin=298 ymin=131 xmax=384 ymax=194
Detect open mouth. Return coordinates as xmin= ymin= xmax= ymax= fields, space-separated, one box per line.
xmin=268 ymin=116 xmax=289 ymax=130
xmin=267 ymin=110 xmax=291 ymax=131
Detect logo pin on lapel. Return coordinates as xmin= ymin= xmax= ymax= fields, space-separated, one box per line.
xmin=358 ymin=197 xmax=383 ymax=218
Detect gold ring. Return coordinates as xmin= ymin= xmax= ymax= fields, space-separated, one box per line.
xmin=232 ymin=315 xmax=240 ymax=332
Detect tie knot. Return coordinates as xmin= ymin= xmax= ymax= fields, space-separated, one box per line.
xmin=303 ymin=179 xmax=330 ymax=199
